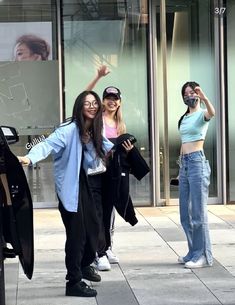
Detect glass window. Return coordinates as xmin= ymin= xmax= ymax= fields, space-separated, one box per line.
xmin=155 ymin=0 xmax=218 ymax=202
xmin=62 ymin=0 xmax=151 ymax=205
xmin=0 ymin=0 xmax=60 ymax=206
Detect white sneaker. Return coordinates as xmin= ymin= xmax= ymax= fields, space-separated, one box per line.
xmin=177 ymin=256 xmax=186 ymax=264
xmin=95 ymin=255 xmax=111 ymax=271
xmin=184 ymin=255 xmax=209 ymax=269
xmin=106 ymin=249 xmax=119 ymax=264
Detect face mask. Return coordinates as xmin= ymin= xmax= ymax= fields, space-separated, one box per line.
xmin=183 ymin=96 xmax=199 ymax=108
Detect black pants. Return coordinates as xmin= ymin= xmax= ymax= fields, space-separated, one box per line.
xmin=88 ymin=174 xmax=106 ymax=257
xmin=101 ymin=170 xmax=116 ymax=252
xmin=58 ymin=169 xmax=99 ymax=283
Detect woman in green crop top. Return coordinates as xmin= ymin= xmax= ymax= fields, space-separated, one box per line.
xmin=177 ymin=81 xmax=215 ymax=269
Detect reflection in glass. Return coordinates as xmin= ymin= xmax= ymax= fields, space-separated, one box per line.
xmin=62 ymin=0 xmax=151 ymax=205
xmin=156 ymin=0 xmax=217 ymax=201
xmin=0 ymin=0 xmax=59 ymax=206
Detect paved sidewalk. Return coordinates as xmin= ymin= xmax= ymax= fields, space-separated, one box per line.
xmin=8 ymin=205 xmax=235 ymax=305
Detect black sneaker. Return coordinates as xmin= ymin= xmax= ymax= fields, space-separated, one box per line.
xmin=66 ymin=281 xmax=97 ymax=297
xmin=82 ymin=266 xmax=101 ymax=282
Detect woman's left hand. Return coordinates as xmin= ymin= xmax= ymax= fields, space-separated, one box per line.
xmin=194 ymin=86 xmax=207 ymax=101
xmin=122 ymin=140 xmax=134 ymax=152
xmin=194 ymin=85 xmax=215 ymax=118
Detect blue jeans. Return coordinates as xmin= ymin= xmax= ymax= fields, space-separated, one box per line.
xmin=179 ymin=150 xmax=213 ymax=265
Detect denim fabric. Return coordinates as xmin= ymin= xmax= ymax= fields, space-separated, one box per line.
xmin=27 ymin=121 xmax=113 ymax=212
xmin=179 ymin=150 xmax=213 ymax=265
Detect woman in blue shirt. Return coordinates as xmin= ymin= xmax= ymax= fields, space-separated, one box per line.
xmin=178 ymin=81 xmax=215 ymax=268
xmin=18 ymin=91 xmax=113 ymax=297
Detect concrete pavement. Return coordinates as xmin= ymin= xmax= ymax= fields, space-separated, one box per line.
xmin=6 ymin=205 xmax=235 ymax=305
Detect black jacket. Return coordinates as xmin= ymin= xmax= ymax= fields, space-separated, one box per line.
xmin=0 ymin=127 xmax=34 ymax=279
xmin=105 ymin=134 xmax=150 ymax=226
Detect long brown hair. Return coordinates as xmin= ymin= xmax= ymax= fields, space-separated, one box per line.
xmin=114 ymin=104 xmax=126 ymax=135
xmin=72 ymin=91 xmax=104 ymax=159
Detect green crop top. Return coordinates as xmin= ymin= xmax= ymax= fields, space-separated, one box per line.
xmin=179 ymin=109 xmax=210 ymax=144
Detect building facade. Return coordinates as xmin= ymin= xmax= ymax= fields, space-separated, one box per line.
xmin=0 ymin=0 xmax=234 ymax=207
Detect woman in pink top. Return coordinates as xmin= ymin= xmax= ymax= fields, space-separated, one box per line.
xmin=86 ymin=66 xmax=133 ymax=271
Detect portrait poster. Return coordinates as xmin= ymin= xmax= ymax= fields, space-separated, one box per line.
xmin=0 ymin=22 xmax=52 ymax=61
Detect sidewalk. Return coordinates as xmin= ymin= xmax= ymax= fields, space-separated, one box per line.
xmin=11 ymin=205 xmax=235 ymax=305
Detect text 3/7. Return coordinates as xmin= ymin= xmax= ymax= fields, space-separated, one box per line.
xmin=214 ymin=7 xmax=226 ymax=15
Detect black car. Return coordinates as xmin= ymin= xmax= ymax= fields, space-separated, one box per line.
xmin=0 ymin=126 xmax=34 ymax=305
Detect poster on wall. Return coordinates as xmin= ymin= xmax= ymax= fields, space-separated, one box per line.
xmin=0 ymin=22 xmax=59 ymax=132
xmin=0 ymin=22 xmax=52 ymax=61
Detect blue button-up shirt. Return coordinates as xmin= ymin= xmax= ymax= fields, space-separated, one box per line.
xmin=26 ymin=121 xmax=113 ymax=212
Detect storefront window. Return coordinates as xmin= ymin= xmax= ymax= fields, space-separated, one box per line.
xmin=62 ymin=0 xmax=151 ymax=205
xmin=0 ymin=0 xmax=60 ymax=206
xmin=155 ymin=0 xmax=218 ymax=202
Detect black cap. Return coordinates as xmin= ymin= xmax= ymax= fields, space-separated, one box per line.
xmin=102 ymin=86 xmax=121 ymax=100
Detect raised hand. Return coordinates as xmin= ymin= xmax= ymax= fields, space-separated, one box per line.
xmin=194 ymin=86 xmax=207 ymax=101
xmin=97 ymin=65 xmax=110 ymax=78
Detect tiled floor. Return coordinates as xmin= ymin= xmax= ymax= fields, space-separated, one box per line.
xmin=5 ymin=205 xmax=235 ymax=305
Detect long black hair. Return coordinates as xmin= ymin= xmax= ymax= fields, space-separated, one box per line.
xmin=178 ymin=81 xmax=200 ymax=129
xmin=72 ymin=90 xmax=104 ymax=159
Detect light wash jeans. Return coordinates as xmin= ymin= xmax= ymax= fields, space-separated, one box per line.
xmin=179 ymin=150 xmax=213 ymax=265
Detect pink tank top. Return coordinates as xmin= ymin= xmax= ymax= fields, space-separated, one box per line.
xmin=104 ymin=122 xmax=118 ymax=138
